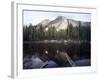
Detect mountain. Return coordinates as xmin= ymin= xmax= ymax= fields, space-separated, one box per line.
xmin=67 ymin=19 xmax=79 ymax=27
xmin=80 ymin=21 xmax=91 ymax=27
xmin=36 ymin=19 xmax=51 ymax=29
xmin=36 ymin=16 xmax=90 ymax=31
xmin=47 ymin=16 xmax=68 ymax=31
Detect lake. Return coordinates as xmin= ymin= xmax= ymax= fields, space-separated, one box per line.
xmin=23 ymin=40 xmax=91 ymax=69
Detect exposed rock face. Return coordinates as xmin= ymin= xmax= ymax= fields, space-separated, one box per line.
xmin=47 ymin=16 xmax=68 ymax=31
xmin=36 ymin=16 xmax=90 ymax=31
xmin=36 ymin=19 xmax=51 ymax=29
xmin=67 ymin=19 xmax=79 ymax=27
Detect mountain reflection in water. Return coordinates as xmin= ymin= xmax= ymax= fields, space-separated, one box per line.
xmin=23 ymin=40 xmax=90 ymax=69
xmin=23 ymin=55 xmax=90 ymax=69
xmin=23 ymin=55 xmax=59 ymax=69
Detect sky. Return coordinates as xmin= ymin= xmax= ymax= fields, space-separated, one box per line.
xmin=23 ymin=10 xmax=91 ymax=26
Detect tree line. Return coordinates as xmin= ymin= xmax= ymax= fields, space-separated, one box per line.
xmin=23 ymin=23 xmax=91 ymax=41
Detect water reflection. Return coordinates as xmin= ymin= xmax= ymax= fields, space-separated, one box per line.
xmin=23 ymin=40 xmax=91 ymax=69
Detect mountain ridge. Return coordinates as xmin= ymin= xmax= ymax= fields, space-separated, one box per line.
xmin=36 ymin=16 xmax=90 ymax=31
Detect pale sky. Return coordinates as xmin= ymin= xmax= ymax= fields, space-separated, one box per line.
xmin=23 ymin=10 xmax=91 ymax=26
